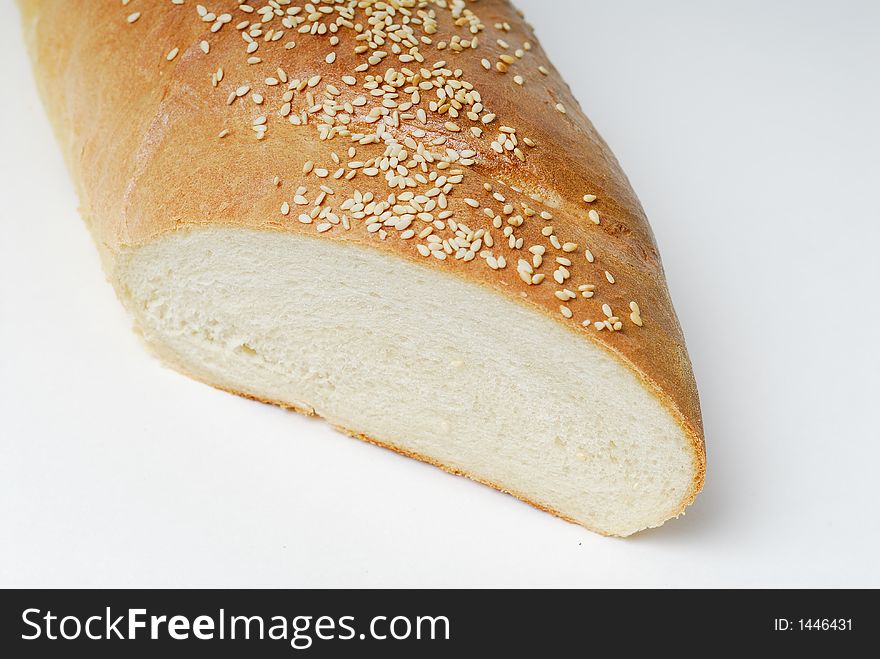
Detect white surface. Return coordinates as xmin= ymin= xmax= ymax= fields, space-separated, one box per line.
xmin=1 ymin=0 xmax=878 ymax=587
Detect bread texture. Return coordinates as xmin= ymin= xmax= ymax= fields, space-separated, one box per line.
xmin=18 ymin=0 xmax=705 ymax=536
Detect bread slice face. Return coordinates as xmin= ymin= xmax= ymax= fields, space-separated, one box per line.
xmin=118 ymin=228 xmax=700 ymax=536
xmin=19 ymin=0 xmax=706 ymax=535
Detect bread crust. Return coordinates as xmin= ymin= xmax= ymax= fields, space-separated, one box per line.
xmin=18 ymin=0 xmax=705 ymax=526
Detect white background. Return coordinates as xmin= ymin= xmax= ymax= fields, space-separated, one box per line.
xmin=2 ymin=1 xmax=878 ymax=587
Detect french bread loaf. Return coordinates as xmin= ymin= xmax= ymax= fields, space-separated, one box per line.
xmin=18 ymin=0 xmax=705 ymax=536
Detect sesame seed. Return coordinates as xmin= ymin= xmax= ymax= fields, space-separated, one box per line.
xmin=605 ymin=271 xmax=615 ymax=284
xmin=588 ymin=209 xmax=601 ymax=225
xmin=628 ymin=302 xmax=643 ymax=326
xmin=125 ymin=0 xmax=622 ymax=331
xmin=126 ymin=12 xmax=141 ymax=24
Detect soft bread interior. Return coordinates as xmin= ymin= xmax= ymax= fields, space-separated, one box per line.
xmin=117 ymin=228 xmax=697 ymax=536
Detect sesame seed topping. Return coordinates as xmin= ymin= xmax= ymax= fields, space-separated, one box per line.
xmin=119 ymin=0 xmax=634 ymax=337
xmin=630 ymin=300 xmax=644 ymax=327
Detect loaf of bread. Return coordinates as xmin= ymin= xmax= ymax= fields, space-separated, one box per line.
xmin=18 ymin=0 xmax=705 ymax=536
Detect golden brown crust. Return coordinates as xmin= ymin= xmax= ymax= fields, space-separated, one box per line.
xmin=18 ymin=0 xmax=705 ymax=520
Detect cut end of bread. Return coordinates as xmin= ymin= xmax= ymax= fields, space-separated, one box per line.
xmin=116 ymin=228 xmax=703 ymax=537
